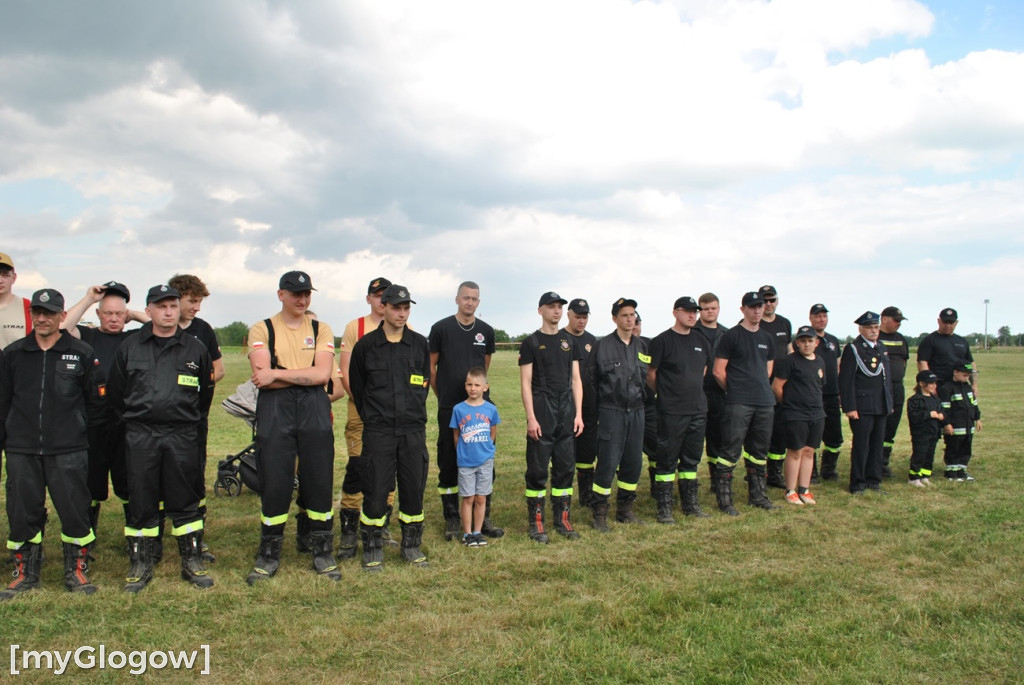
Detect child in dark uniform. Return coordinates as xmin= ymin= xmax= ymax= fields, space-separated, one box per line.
xmin=940 ymin=361 xmax=982 ymax=481
xmin=906 ymin=370 xmax=946 ymax=487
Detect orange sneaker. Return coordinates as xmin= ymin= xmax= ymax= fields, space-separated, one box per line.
xmin=799 ymin=491 xmax=817 ymax=505
xmin=785 ymin=491 xmax=804 ymax=505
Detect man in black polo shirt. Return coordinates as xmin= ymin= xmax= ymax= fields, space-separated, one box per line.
xmin=713 ymin=291 xmax=777 ymax=515
xmin=878 ymin=306 xmax=910 ymax=478
xmin=757 ymin=285 xmax=792 ymax=489
xmin=428 ymin=280 xmax=501 ymax=541
xmin=648 ymin=296 xmax=712 ymax=523
xmin=695 ymin=292 xmax=728 ymax=492
xmin=563 ymin=298 xmax=599 ymax=509
xmin=918 ymin=308 xmax=976 ymax=395
xmin=808 ymin=303 xmax=842 ymax=482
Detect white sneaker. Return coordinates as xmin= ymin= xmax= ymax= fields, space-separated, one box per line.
xmin=908 ymin=479 xmax=926 ymax=488
xmin=921 ymin=477 xmax=931 ymax=486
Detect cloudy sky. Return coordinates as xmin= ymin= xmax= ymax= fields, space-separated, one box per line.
xmin=1 ymin=0 xmax=1021 ymax=341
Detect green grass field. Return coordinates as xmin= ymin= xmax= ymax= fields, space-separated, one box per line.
xmin=2 ymin=347 xmax=1022 ymax=683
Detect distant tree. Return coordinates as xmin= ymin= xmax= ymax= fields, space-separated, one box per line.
xmin=494 ymin=328 xmax=511 ymax=343
xmin=998 ymin=325 xmax=1012 ymax=346
xmin=216 ymin=321 xmax=250 ymax=347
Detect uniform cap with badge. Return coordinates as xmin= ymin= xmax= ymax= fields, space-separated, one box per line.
xmin=741 ymin=291 xmax=765 ymax=307
xmin=939 ymin=308 xmax=958 ymax=323
xmin=538 ymin=291 xmax=567 ymax=307
xmin=367 ymin=276 xmax=392 ymax=295
xmin=102 ymin=281 xmax=131 ymax=303
xmin=794 ymin=325 xmax=817 ymax=339
xmin=916 ymin=370 xmax=939 ymax=384
xmin=881 ymin=306 xmax=906 ymax=321
xmin=568 ymin=298 xmax=590 ymax=315
xmin=146 ymin=284 xmax=180 ymax=305
xmin=30 ymin=288 xmax=64 ymax=313
xmin=381 ymin=284 xmax=416 ymax=305
xmin=854 ymin=311 xmax=880 ymax=326
xmin=673 ymin=296 xmax=702 ymax=311
xmin=279 ymin=271 xmax=316 ymax=292
xmin=809 ymin=303 xmax=829 ymax=315
xmin=611 ymin=297 xmax=638 ymax=315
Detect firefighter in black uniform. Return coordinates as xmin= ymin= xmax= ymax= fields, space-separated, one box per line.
xmin=586 ymin=297 xmax=649 ymax=531
xmin=757 ymin=285 xmax=792 ymax=489
xmin=563 ymin=298 xmax=598 ymax=509
xmin=107 ymin=285 xmax=214 ymax=592
xmin=0 ymin=289 xmax=96 ymax=600
xmin=878 ymin=306 xmax=910 ymax=478
xmin=839 ymin=311 xmax=893 ymax=495
xmin=349 ymin=284 xmax=432 ymax=571
xmin=809 ymin=304 xmax=843 ymax=481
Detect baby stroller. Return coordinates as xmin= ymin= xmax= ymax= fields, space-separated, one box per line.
xmin=215 ymin=380 xmax=261 ymax=497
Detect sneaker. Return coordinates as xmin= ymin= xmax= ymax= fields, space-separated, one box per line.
xmin=462 ymin=534 xmax=477 ymax=547
xmin=961 ymin=471 xmax=975 ymax=482
xmin=473 ymin=533 xmax=488 ymax=547
xmin=908 ymin=479 xmax=926 ymax=488
xmin=798 ymin=491 xmax=817 ymax=505
xmin=784 ymin=491 xmax=804 ymax=506
xmin=944 ymin=469 xmax=957 ymax=481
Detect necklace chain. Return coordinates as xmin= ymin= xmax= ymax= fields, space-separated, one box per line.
xmin=456 ymin=317 xmax=476 ymax=332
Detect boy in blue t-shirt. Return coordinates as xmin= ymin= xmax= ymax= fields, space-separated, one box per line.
xmin=450 ymin=367 xmax=500 ymax=546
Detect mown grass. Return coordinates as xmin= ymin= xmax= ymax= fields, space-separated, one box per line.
xmin=1 ymin=347 xmax=1022 ymax=683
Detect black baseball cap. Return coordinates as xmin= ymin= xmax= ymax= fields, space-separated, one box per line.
xmin=854 ymin=311 xmax=880 ymax=326
xmin=954 ymin=360 xmax=974 ymax=373
xmin=279 ymin=271 xmax=316 ymax=292
xmin=881 ymin=306 xmax=906 ymax=321
xmin=742 ymin=291 xmax=764 ymax=307
xmin=30 ymin=288 xmax=64 ymax=313
xmin=673 ymin=296 xmax=702 ymax=311
xmin=809 ymin=303 xmax=829 ymax=315
xmin=146 ymin=284 xmax=180 ymax=305
xmin=568 ymin=298 xmax=590 ymax=315
xmin=758 ymin=285 xmax=778 ymax=298
xmin=939 ymin=308 xmax=958 ymax=322
xmin=367 ymin=277 xmax=392 ymax=295
xmin=538 ymin=291 xmax=567 ymax=307
xmin=101 ymin=281 xmax=131 ymax=303
xmin=794 ymin=325 xmax=816 ymax=339
xmin=381 ymin=284 xmax=415 ymax=305
xmin=611 ymin=297 xmax=638 ymax=315
xmin=916 ymin=370 xmax=939 ymax=384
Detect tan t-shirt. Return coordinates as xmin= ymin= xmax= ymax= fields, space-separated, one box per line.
xmin=249 ymin=314 xmax=335 ymax=370
xmin=0 ymin=296 xmax=31 ymax=349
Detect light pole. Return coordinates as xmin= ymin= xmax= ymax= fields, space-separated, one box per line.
xmin=984 ymin=299 xmax=990 ymax=351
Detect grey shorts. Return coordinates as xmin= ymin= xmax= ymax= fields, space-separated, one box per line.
xmin=458 ymin=460 xmax=494 ymax=497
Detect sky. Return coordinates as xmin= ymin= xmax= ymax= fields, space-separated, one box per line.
xmin=1 ymin=0 xmax=1021 ymax=342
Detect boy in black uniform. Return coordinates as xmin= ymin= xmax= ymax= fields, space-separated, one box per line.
xmin=428 ymin=281 xmax=500 ymax=541
xmin=839 ymin=311 xmax=893 ymax=495
xmin=809 ymin=304 xmax=842 ymax=481
xmin=695 ymin=293 xmax=728 ymax=491
xmin=519 ymin=292 xmax=584 ymax=542
xmin=939 ymin=362 xmax=982 ymax=481
xmin=349 ymin=284 xmax=432 ymax=570
xmin=107 ymin=285 xmax=215 ymax=592
xmin=907 ymin=370 xmax=946 ymax=486
xmin=713 ymin=291 xmax=777 ymax=515
xmin=647 ymin=297 xmax=711 ymax=523
xmin=564 ymin=298 xmax=598 ymax=509
xmin=757 ymin=285 xmax=792 ymax=489
xmin=586 ymin=298 xmax=649 ymax=531
xmin=878 ymin=306 xmax=910 ymax=478
xmin=0 ymin=289 xmax=97 ymax=600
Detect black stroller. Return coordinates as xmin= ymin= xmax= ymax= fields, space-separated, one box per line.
xmin=215 ymin=381 xmax=261 ymax=497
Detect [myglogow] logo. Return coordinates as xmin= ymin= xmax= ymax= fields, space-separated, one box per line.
xmin=9 ymin=644 xmax=210 ymax=676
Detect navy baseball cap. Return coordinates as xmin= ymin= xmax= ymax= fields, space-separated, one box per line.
xmin=31 ymin=288 xmax=64 ymax=313
xmin=568 ymin=298 xmax=590 ymax=315
xmin=794 ymin=325 xmax=816 ymax=339
xmin=279 ymin=271 xmax=316 ymax=292
xmin=381 ymin=284 xmax=415 ymax=305
xmin=809 ymin=303 xmax=829 ymax=315
xmin=611 ymin=297 xmax=638 ymax=315
xmin=673 ymin=296 xmax=701 ymax=311
xmin=146 ymin=284 xmax=180 ymax=305
xmin=538 ymin=292 xmax=567 ymax=307
xmin=742 ymin=291 xmax=765 ymax=307
xmin=102 ymin=281 xmax=131 ymax=303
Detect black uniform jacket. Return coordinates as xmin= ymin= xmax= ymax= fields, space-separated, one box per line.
xmin=838 ymin=335 xmax=893 ymax=416
xmin=106 ymin=324 xmax=213 ymax=428
xmin=585 ymin=332 xmax=650 ymax=412
xmin=0 ymin=330 xmax=94 ymax=455
xmin=349 ymin=324 xmax=431 ymax=436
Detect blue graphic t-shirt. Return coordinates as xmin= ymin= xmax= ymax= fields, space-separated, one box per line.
xmin=449 ymin=400 xmax=501 ymax=468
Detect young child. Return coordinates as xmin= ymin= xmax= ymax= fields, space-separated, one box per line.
xmin=906 ymin=370 xmax=947 ymax=487
xmin=450 ymin=367 xmax=501 ymax=546
xmin=940 ymin=361 xmax=982 ymax=481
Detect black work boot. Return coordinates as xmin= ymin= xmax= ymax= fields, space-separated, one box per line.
xmin=810 ymin=454 xmax=821 ymax=484
xmin=88 ymin=503 xmax=101 ymax=542
xmin=591 ymin=498 xmax=610 ymax=532
xmin=615 ymin=492 xmax=644 ymax=524
xmin=746 ymin=463 xmax=778 ymax=510
xmin=766 ymin=459 xmax=786 ymax=489
xmin=526 ymin=497 xmax=549 ymax=543
xmin=295 ymin=511 xmax=313 ymax=554
xmin=310 ymin=530 xmax=342 ymax=580
xmin=199 ymin=509 xmax=215 ymax=563
xmin=400 ymin=522 xmax=429 ymax=568
xmin=680 ymin=479 xmax=711 ymax=518
xmin=654 ymin=481 xmax=676 ymax=524
xmin=1 ymin=543 xmax=43 ymax=601
xmin=820 ymin=451 xmax=839 ymax=481
xmin=552 ymin=496 xmax=580 ymax=539
xmin=881 ymin=446 xmax=893 ymax=479
xmin=707 ymin=462 xmax=720 ymax=496
xmin=576 ymin=468 xmax=595 ymax=509
xmin=62 ymin=542 xmax=97 ymax=595
xmin=441 ymin=494 xmax=461 ymax=542
xmin=382 ymin=505 xmax=399 ymax=547
xmin=337 ymin=509 xmax=359 ymax=560
xmin=714 ymin=468 xmax=740 ymax=516
xmin=246 ymin=535 xmax=283 ymax=585
xmin=360 ymin=525 xmax=384 ymax=573
xmin=648 ymin=465 xmax=657 ymax=501
xmin=153 ymin=511 xmax=165 ymax=565
xmin=124 ymin=537 xmax=155 ymax=594
xmin=480 ymin=494 xmax=505 ymax=538
xmin=178 ymin=532 xmax=214 ymax=589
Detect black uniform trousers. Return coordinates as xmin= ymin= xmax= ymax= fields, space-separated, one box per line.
xmin=943 ymin=434 xmax=973 ymax=468
xmin=822 ymin=394 xmax=843 ymax=452
xmin=909 ymin=432 xmax=940 ymax=477
xmin=765 ymin=401 xmax=787 ymax=459
xmin=86 ymin=420 xmax=129 ymax=505
xmin=6 ymin=450 xmax=92 ymax=547
xmin=255 ymin=386 xmax=335 ymax=535
xmin=361 ymin=429 xmax=428 ymax=525
xmin=721 ymin=404 xmax=774 ymax=468
xmin=884 ymin=382 xmax=906 ymax=450
xmin=642 ymin=403 xmax=658 ymax=460
xmin=525 ymin=391 xmax=576 ymax=497
xmin=436 ymin=405 xmax=459 ymax=493
xmin=593 ymin=407 xmax=644 ymax=498
xmin=848 ymin=413 xmax=886 ymax=492
xmin=125 ymin=425 xmax=203 ymax=535
xmin=573 ymin=407 xmax=599 ymax=467
xmin=703 ymin=391 xmax=727 ymax=460
xmin=655 ymin=413 xmax=707 ymax=477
